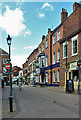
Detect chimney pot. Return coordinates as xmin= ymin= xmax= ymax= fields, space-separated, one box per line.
xmin=42 ymin=35 xmax=45 ymax=41
xmin=61 ymin=8 xmax=68 ymax=23
xmin=73 ymin=2 xmax=80 ymax=11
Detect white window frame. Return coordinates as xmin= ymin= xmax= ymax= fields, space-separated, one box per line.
xmin=46 ymin=73 xmax=48 ymax=82
xmin=57 ymin=70 xmax=60 ymax=82
xmin=57 ymin=30 xmax=60 ymax=41
xmin=63 ymin=43 xmax=68 ymax=59
xmin=53 ymin=53 xmax=55 ymax=64
xmin=53 ymin=35 xmax=55 ymax=45
xmin=42 ymin=43 xmax=44 ymax=52
xmin=57 ymin=49 xmax=60 ymax=62
xmin=41 ymin=56 xmax=45 ymax=67
xmin=53 ymin=71 xmax=55 ymax=82
xmin=46 ymin=38 xmax=48 ymax=48
xmin=46 ymin=55 xmax=48 ymax=67
xmin=71 ymin=35 xmax=78 ymax=56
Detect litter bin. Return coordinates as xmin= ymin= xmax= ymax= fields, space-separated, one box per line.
xmin=67 ymin=79 xmax=74 ymax=93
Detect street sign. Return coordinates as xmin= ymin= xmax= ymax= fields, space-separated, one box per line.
xmin=5 ymin=63 xmax=11 ymax=70
xmin=77 ymin=61 xmax=81 ymax=66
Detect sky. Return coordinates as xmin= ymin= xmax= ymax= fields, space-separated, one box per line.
xmin=0 ymin=1 xmax=80 ymax=68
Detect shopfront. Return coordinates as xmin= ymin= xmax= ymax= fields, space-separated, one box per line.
xmin=70 ymin=62 xmax=79 ymax=90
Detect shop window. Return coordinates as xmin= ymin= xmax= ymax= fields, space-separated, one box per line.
xmin=53 ymin=71 xmax=55 ymax=82
xmin=57 ymin=69 xmax=60 ymax=82
xmin=46 ymin=74 xmax=48 ymax=82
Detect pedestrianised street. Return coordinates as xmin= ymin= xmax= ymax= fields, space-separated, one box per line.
xmin=2 ymin=85 xmax=79 ymax=118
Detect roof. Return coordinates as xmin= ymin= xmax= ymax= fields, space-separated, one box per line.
xmin=0 ymin=48 xmax=8 ymax=55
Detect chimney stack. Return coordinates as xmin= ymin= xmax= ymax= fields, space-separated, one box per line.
xmin=42 ymin=35 xmax=45 ymax=41
xmin=73 ymin=2 xmax=80 ymax=11
xmin=61 ymin=8 xmax=68 ymax=23
xmin=48 ymin=28 xmax=51 ymax=33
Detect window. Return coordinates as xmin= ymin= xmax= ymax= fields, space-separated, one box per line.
xmin=57 ymin=30 xmax=60 ymax=41
xmin=57 ymin=69 xmax=60 ymax=82
xmin=53 ymin=53 xmax=55 ymax=64
xmin=72 ymin=35 xmax=78 ymax=56
xmin=53 ymin=35 xmax=55 ymax=45
xmin=46 ymin=55 xmax=48 ymax=67
xmin=53 ymin=71 xmax=55 ymax=82
xmin=3 ymin=59 xmax=7 ymax=64
xmin=46 ymin=38 xmax=48 ymax=48
xmin=28 ymin=66 xmax=30 ymax=72
xmin=57 ymin=48 xmax=60 ymax=62
xmin=42 ymin=43 xmax=44 ymax=52
xmin=39 ymin=47 xmax=41 ymax=54
xmin=46 ymin=74 xmax=48 ymax=82
xmin=32 ymin=63 xmax=34 ymax=71
xmin=41 ymin=56 xmax=45 ymax=67
xmin=63 ymin=43 xmax=68 ymax=59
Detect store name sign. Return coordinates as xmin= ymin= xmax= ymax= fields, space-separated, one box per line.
xmin=70 ymin=62 xmax=78 ymax=70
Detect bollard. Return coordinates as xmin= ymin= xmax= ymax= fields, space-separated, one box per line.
xmin=78 ymin=84 xmax=80 ymax=94
xmin=9 ymin=96 xmax=13 ymax=112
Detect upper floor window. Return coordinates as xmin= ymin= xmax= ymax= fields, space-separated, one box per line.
xmin=42 ymin=43 xmax=44 ymax=52
xmin=72 ymin=35 xmax=78 ymax=56
xmin=46 ymin=55 xmax=48 ymax=67
xmin=63 ymin=43 xmax=68 ymax=59
xmin=32 ymin=63 xmax=35 ymax=71
xmin=46 ymin=38 xmax=48 ymax=48
xmin=41 ymin=56 xmax=45 ymax=67
xmin=53 ymin=53 xmax=55 ymax=64
xmin=53 ymin=35 xmax=55 ymax=45
xmin=57 ymin=30 xmax=60 ymax=41
xmin=57 ymin=48 xmax=60 ymax=62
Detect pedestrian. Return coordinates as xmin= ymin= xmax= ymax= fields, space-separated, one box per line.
xmin=19 ymin=83 xmax=22 ymax=90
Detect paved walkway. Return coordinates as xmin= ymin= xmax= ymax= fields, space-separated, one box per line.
xmin=2 ymin=85 xmax=80 ymax=119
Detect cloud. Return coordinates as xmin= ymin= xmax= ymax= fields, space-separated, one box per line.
xmin=42 ymin=3 xmax=54 ymax=11
xmin=0 ymin=6 xmax=26 ymax=37
xmin=11 ymin=55 xmax=28 ymax=68
xmin=11 ymin=47 xmax=16 ymax=50
xmin=38 ymin=13 xmax=45 ymax=18
xmin=24 ymin=45 xmax=38 ymax=50
xmin=24 ymin=29 xmax=31 ymax=37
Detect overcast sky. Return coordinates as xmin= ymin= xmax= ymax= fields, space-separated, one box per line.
xmin=0 ymin=1 xmax=77 ymax=68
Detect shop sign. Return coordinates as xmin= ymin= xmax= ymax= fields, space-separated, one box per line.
xmin=77 ymin=61 xmax=81 ymax=66
xmin=70 ymin=62 xmax=78 ymax=70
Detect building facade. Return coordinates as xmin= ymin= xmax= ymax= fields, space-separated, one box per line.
xmin=0 ymin=48 xmax=9 ymax=85
xmin=59 ymin=2 xmax=81 ymax=89
xmin=23 ymin=2 xmax=81 ymax=89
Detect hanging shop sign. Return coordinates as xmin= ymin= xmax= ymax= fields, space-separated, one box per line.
xmin=70 ymin=62 xmax=78 ymax=70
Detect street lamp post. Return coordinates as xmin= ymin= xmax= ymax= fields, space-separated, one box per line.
xmin=65 ymin=38 xmax=69 ymax=92
xmin=7 ymin=35 xmax=13 ymax=112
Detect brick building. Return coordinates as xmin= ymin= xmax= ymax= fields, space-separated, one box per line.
xmin=0 ymin=48 xmax=9 ymax=85
xmin=23 ymin=2 xmax=81 ymax=88
xmin=59 ymin=2 xmax=81 ymax=89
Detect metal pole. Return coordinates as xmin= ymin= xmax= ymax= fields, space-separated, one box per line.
xmin=66 ymin=44 xmax=67 ymax=92
xmin=9 ymin=45 xmax=13 ymax=112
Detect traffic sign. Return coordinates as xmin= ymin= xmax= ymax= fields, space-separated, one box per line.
xmin=5 ymin=63 xmax=11 ymax=70
xmin=77 ymin=61 xmax=81 ymax=66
